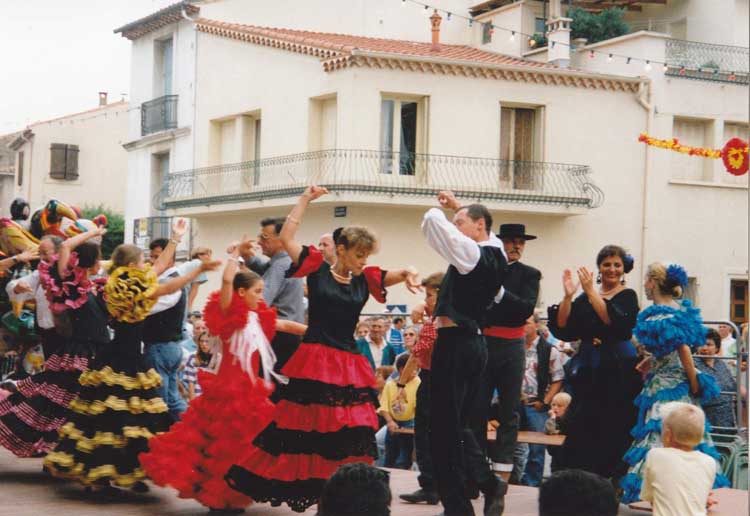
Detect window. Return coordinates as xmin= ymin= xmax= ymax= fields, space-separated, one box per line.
xmin=730 ymin=279 xmax=748 ymax=325
xmin=151 ymin=152 xmax=169 ymax=215
xmin=17 ymin=151 xmax=23 ymax=186
xmin=49 ymin=144 xmax=79 ymax=180
xmin=154 ymin=37 xmax=173 ymax=97
xmin=380 ymin=97 xmax=426 ymax=175
xmin=309 ymin=95 xmax=337 ymax=151
xmin=500 ymin=106 xmax=542 ymax=189
xmin=671 ymin=117 xmax=712 ymax=181
xmin=534 ymin=17 xmax=546 ymax=35
xmin=482 ymin=21 xmax=493 ymax=44
xmin=723 ymin=122 xmax=749 ymax=186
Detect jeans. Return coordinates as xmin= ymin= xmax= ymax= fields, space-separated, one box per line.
xmin=385 ymin=419 xmax=415 ymax=469
xmin=375 ymin=425 xmax=387 ymax=466
xmin=145 ymin=341 xmax=187 ymax=422
xmin=430 ymin=328 xmax=496 ymax=515
xmin=415 ymin=369 xmax=435 ymax=491
xmin=520 ymin=403 xmax=548 ymax=486
xmin=470 ymin=335 xmax=525 ymax=471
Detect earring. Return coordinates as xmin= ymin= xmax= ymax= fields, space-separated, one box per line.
xmin=620 ymin=277 xmax=626 ymax=285
xmin=596 ymin=272 xmax=602 ymax=284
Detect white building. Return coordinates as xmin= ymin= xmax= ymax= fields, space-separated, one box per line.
xmin=117 ymin=0 xmax=748 ymax=325
xmin=9 ymin=94 xmax=129 ymax=214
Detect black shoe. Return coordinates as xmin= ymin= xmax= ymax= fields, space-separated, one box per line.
xmin=483 ymin=477 xmax=508 ymax=516
xmin=130 ymin=481 xmax=149 ymax=493
xmin=400 ymin=488 xmax=440 ymax=504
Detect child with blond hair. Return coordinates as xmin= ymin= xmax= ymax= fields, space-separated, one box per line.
xmin=545 ymin=392 xmax=571 ymax=435
xmin=640 ymin=402 xmax=717 ymax=516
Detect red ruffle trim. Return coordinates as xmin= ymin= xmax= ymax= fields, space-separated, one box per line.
xmin=273 ymin=400 xmax=378 ymax=433
xmin=203 ymin=291 xmax=277 ymax=342
xmin=234 ymin=447 xmax=374 ymax=482
xmin=288 ymin=246 xmax=324 ymax=279
xmin=38 ymin=253 xmax=92 ymax=314
xmin=43 ymin=354 xmax=89 ymax=373
xmin=281 ymin=343 xmax=376 ymax=388
xmin=140 ymin=352 xmax=274 ymax=510
xmin=363 ymin=266 xmax=387 ymax=303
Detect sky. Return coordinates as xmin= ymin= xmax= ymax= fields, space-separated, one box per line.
xmin=0 ymin=0 xmax=178 ymax=135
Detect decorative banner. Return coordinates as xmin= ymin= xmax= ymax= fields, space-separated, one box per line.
xmin=638 ymin=133 xmax=749 ymax=176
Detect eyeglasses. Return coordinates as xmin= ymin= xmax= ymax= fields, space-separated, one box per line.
xmin=258 ymin=233 xmax=276 ymax=241
xmin=405 ymin=333 xmax=417 ymax=337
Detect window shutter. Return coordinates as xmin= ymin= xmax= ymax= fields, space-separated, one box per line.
xmin=499 ymin=107 xmax=512 ymax=181
xmin=513 ymin=109 xmax=535 ymax=190
xmin=50 ymin=144 xmax=67 ymax=179
xmin=65 ymin=145 xmax=79 ymax=179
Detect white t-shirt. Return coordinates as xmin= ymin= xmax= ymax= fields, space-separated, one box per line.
xmin=640 ymin=447 xmax=716 ymax=516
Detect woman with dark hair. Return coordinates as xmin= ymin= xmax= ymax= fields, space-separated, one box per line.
xmin=696 ymin=328 xmax=743 ymax=430
xmin=619 ymin=262 xmax=729 ymax=503
xmin=547 ymin=244 xmax=643 ymax=481
xmin=226 ymin=186 xmax=420 ymax=513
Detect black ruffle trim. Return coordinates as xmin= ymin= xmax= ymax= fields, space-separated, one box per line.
xmin=225 ymin=466 xmax=325 ymax=513
xmin=253 ymin=423 xmax=377 ymax=461
xmin=272 ymin=378 xmax=378 ymax=407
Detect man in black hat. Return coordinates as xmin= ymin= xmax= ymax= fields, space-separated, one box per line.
xmin=471 ymin=223 xmax=541 ymax=482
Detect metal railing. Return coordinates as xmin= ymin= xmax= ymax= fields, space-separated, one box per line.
xmin=665 ymin=39 xmax=749 ymax=84
xmin=141 ymin=94 xmax=178 ymax=136
xmin=156 ymin=149 xmax=603 ymax=210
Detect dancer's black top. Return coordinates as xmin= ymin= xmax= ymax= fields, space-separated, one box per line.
xmin=485 ymin=261 xmax=541 ymax=328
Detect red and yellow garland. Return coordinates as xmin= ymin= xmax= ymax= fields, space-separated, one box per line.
xmin=638 ymin=133 xmax=749 ymax=176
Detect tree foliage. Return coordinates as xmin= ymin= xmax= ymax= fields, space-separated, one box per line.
xmin=81 ymin=205 xmax=124 ymax=259
xmin=569 ymin=7 xmax=630 ymax=44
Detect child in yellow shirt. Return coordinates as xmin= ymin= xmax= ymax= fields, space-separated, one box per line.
xmin=378 ymin=353 xmax=420 ymax=469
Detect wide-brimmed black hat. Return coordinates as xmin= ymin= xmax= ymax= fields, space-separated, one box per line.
xmin=497 ymin=223 xmax=537 ymax=241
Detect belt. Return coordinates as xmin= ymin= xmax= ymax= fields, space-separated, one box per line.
xmin=483 ymin=326 xmax=525 ymax=339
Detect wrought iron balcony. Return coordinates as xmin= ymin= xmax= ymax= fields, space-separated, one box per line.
xmin=665 ymin=39 xmax=749 ymax=84
xmin=156 ymin=149 xmax=603 ymax=211
xmin=140 ymin=95 xmax=178 ymax=136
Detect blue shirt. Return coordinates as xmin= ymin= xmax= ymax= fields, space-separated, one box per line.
xmin=249 ymin=251 xmax=305 ymax=324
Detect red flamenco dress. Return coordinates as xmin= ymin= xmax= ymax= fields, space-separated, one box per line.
xmin=226 ymin=246 xmax=387 ymax=513
xmin=139 ymin=291 xmax=278 ymax=511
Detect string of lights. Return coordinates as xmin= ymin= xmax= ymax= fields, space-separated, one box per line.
xmin=400 ymin=0 xmax=678 ymax=72
xmin=2 ymin=101 xmax=138 ymax=132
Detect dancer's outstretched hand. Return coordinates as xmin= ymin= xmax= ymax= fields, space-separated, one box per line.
xmin=437 ymin=190 xmax=461 ymax=211
xmin=562 ymin=269 xmax=579 ymax=299
xmin=404 ymin=267 xmax=422 ymax=294
xmin=303 ymin=185 xmax=328 ymax=201
xmin=171 ymin=218 xmax=187 ymax=240
xmin=577 ymin=267 xmax=595 ymax=294
xmin=200 ymin=259 xmax=222 ymax=272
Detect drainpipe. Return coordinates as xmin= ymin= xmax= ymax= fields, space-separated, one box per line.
xmin=182 ymin=7 xmax=198 ymax=173
xmin=636 ymin=79 xmax=653 ymax=300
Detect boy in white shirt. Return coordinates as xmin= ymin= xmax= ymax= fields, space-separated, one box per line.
xmin=640 ymin=402 xmax=717 ymax=516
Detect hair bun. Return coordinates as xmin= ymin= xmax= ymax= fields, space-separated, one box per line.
xmin=623 ymin=254 xmax=635 ymax=274
xmin=332 ymin=227 xmax=344 ymax=244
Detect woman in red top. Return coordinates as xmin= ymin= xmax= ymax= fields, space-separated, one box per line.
xmin=397 ymin=271 xmax=444 ymax=505
xmin=225 ymin=186 xmax=420 ymax=513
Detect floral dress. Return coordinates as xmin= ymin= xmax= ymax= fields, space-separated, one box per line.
xmin=620 ymin=300 xmax=730 ymax=503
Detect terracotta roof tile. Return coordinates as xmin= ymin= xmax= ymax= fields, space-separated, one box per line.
xmin=195 ymin=19 xmax=555 ymax=70
xmin=115 ymin=1 xmax=199 ymax=40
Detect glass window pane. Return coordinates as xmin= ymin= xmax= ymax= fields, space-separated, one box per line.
xmin=380 ymin=100 xmax=395 ymax=174
xmin=399 ymin=102 xmax=417 ymax=175
xmin=535 ymin=18 xmax=546 ymax=34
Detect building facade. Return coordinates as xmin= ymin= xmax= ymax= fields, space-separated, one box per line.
xmin=117 ymin=0 xmax=748 ymax=323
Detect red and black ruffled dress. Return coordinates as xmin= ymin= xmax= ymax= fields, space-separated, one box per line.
xmin=139 ymin=291 xmax=277 ymax=511
xmin=226 ymin=245 xmax=387 ymax=513
xmin=0 ymin=253 xmax=109 ymax=457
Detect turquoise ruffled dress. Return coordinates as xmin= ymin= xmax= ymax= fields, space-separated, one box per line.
xmin=620 ymin=300 xmax=730 ymax=503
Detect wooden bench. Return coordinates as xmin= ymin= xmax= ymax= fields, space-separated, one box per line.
xmin=626 ymin=488 xmax=748 ymax=515
xmin=395 ymin=428 xmax=566 ymax=446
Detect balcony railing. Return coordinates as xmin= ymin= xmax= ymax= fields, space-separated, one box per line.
xmin=155 ymin=149 xmax=603 ymax=211
xmin=140 ymin=95 xmax=178 ymax=136
xmin=665 ymin=39 xmax=749 ymax=84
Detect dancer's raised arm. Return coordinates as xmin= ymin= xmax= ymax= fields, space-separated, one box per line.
xmin=58 ymin=227 xmax=106 ymax=275
xmin=152 ymin=218 xmax=188 ymax=276
xmin=279 ymin=186 xmax=328 ymax=265
xmin=220 ymin=242 xmax=242 ymax=312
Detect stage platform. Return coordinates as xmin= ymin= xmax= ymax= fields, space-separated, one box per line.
xmin=0 ymin=449 xmax=745 ymax=515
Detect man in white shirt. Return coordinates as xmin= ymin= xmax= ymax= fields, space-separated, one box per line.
xmin=718 ymin=324 xmax=737 ymax=359
xmin=421 ymin=191 xmax=509 ymax=516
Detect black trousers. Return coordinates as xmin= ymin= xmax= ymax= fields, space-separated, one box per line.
xmin=430 ymin=328 xmax=496 ymax=515
xmin=415 ymin=369 xmax=435 ymax=491
xmin=470 ymin=335 xmax=526 ymax=469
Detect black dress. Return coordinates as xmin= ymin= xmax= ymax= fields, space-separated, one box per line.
xmin=226 ymin=245 xmax=387 ymax=513
xmin=547 ymin=289 xmax=643 ymax=480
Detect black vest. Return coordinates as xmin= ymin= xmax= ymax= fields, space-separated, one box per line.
xmin=142 ymin=271 xmax=186 ymax=344
xmin=434 ymin=245 xmax=508 ymax=332
xmin=534 ymin=336 xmax=553 ymax=401
xmin=485 ymin=261 xmax=541 ymax=328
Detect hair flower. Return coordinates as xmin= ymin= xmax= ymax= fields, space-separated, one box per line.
xmin=666 ymin=264 xmax=688 ymax=288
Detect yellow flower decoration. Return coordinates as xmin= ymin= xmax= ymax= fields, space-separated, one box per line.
xmin=105 ymin=265 xmax=158 ymax=323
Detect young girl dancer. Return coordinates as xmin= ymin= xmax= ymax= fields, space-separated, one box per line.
xmin=44 ymin=220 xmax=218 ymax=492
xmin=226 ymin=186 xmax=420 ymax=512
xmin=140 ymin=242 xmax=305 ymax=512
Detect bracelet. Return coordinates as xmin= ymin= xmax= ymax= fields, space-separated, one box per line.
xmin=170 ymin=238 xmax=181 ymax=245
xmin=286 ymin=215 xmax=300 ymax=224
xmin=396 ymin=383 xmax=406 ymax=389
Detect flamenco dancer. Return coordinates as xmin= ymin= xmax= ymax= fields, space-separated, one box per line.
xmin=44 ymin=220 xmax=219 ymax=492
xmin=620 ymin=262 xmax=729 ymax=503
xmin=140 ymin=243 xmax=306 ymax=512
xmin=226 ymin=186 xmax=420 ymax=513
xmin=0 ymin=230 xmax=107 ymax=458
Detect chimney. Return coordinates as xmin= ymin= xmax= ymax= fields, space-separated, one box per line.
xmin=430 ymin=9 xmax=442 ymax=51
xmin=98 ymin=92 xmax=108 ymax=106
xmin=546 ymin=0 xmax=571 ymax=68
